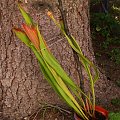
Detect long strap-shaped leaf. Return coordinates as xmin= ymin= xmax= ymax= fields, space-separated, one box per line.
xmin=37 ymin=26 xmax=82 ymax=91
xmin=36 ymin=25 xmax=92 ymax=107
xmin=30 ymin=45 xmax=88 ymax=120
xmin=49 ymin=15 xmax=99 ymax=115
xmin=18 ymin=4 xmax=33 ymax=25
xmin=49 ymin=15 xmax=99 ymax=84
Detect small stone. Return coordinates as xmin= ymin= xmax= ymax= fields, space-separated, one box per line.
xmin=24 ymin=117 xmax=28 ymax=120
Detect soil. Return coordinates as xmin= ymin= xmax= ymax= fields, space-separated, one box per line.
xmin=22 ymin=105 xmax=74 ymax=120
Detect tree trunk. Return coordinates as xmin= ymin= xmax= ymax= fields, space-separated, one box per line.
xmin=0 ymin=0 xmax=116 ymax=120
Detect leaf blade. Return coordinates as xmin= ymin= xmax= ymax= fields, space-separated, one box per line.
xmin=12 ymin=28 xmax=31 ymax=47
xmin=18 ymin=4 xmax=33 ymax=25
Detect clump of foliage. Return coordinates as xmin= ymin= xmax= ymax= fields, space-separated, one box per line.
xmin=109 ymin=112 xmax=120 ymax=120
xmin=108 ymin=48 xmax=120 ymax=64
xmin=91 ymin=13 xmax=120 ymax=39
xmin=90 ymin=12 xmax=120 ymax=64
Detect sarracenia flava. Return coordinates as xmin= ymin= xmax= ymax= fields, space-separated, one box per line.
xmin=13 ymin=4 xmax=99 ymax=120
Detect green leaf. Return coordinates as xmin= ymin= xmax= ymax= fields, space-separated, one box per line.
xmin=47 ymin=66 xmax=88 ymax=119
xmin=109 ymin=112 xmax=120 ymax=120
xmin=13 ymin=28 xmax=31 ymax=47
xmin=18 ymin=4 xmax=33 ymax=25
xmin=60 ymin=20 xmax=65 ymax=30
xmin=36 ymin=25 xmax=79 ymax=90
xmin=96 ymin=26 xmax=101 ymax=31
xmin=30 ymin=45 xmax=88 ymax=119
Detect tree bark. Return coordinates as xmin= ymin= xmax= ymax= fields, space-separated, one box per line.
xmin=0 ymin=0 xmax=116 ymax=120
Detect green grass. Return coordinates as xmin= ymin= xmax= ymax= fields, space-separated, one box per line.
xmin=109 ymin=112 xmax=120 ymax=120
